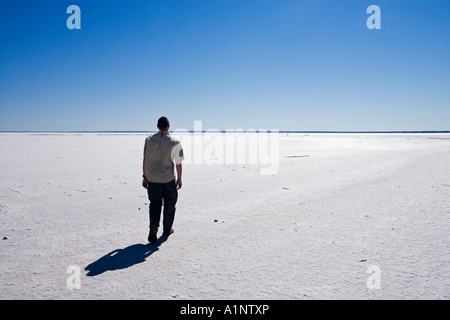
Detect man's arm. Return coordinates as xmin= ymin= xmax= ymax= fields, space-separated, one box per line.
xmin=176 ymin=164 xmax=182 ymax=190
xmin=142 ymin=157 xmax=148 ymax=189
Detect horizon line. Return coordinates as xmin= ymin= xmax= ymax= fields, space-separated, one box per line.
xmin=1 ymin=130 xmax=450 ymax=134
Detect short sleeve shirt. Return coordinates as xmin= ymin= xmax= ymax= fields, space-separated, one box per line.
xmin=143 ymin=131 xmax=184 ymax=183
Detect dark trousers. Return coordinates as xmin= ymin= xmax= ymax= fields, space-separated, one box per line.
xmin=147 ymin=179 xmax=178 ymax=232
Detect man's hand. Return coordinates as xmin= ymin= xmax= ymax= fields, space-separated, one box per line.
xmin=176 ymin=164 xmax=182 ymax=190
xmin=142 ymin=177 xmax=148 ymax=189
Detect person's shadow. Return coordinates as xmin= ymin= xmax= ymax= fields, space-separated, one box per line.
xmin=84 ymin=237 xmax=168 ymax=277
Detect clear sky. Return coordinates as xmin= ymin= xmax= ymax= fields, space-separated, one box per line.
xmin=0 ymin=0 xmax=449 ymax=131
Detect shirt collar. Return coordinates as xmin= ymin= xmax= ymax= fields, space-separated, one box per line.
xmin=159 ymin=130 xmax=169 ymax=137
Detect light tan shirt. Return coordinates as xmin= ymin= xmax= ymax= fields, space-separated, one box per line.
xmin=143 ymin=131 xmax=184 ymax=183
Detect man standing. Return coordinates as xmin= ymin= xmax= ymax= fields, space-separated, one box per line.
xmin=142 ymin=116 xmax=184 ymax=243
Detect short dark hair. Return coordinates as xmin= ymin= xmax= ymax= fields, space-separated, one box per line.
xmin=157 ymin=116 xmax=169 ymax=129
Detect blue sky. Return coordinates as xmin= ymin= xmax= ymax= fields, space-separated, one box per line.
xmin=0 ymin=0 xmax=449 ymax=131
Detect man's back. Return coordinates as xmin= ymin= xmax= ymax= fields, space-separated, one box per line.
xmin=143 ymin=131 xmax=183 ymax=183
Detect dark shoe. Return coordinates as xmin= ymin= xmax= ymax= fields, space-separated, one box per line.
xmin=162 ymin=228 xmax=174 ymax=237
xmin=148 ymin=226 xmax=158 ymax=243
